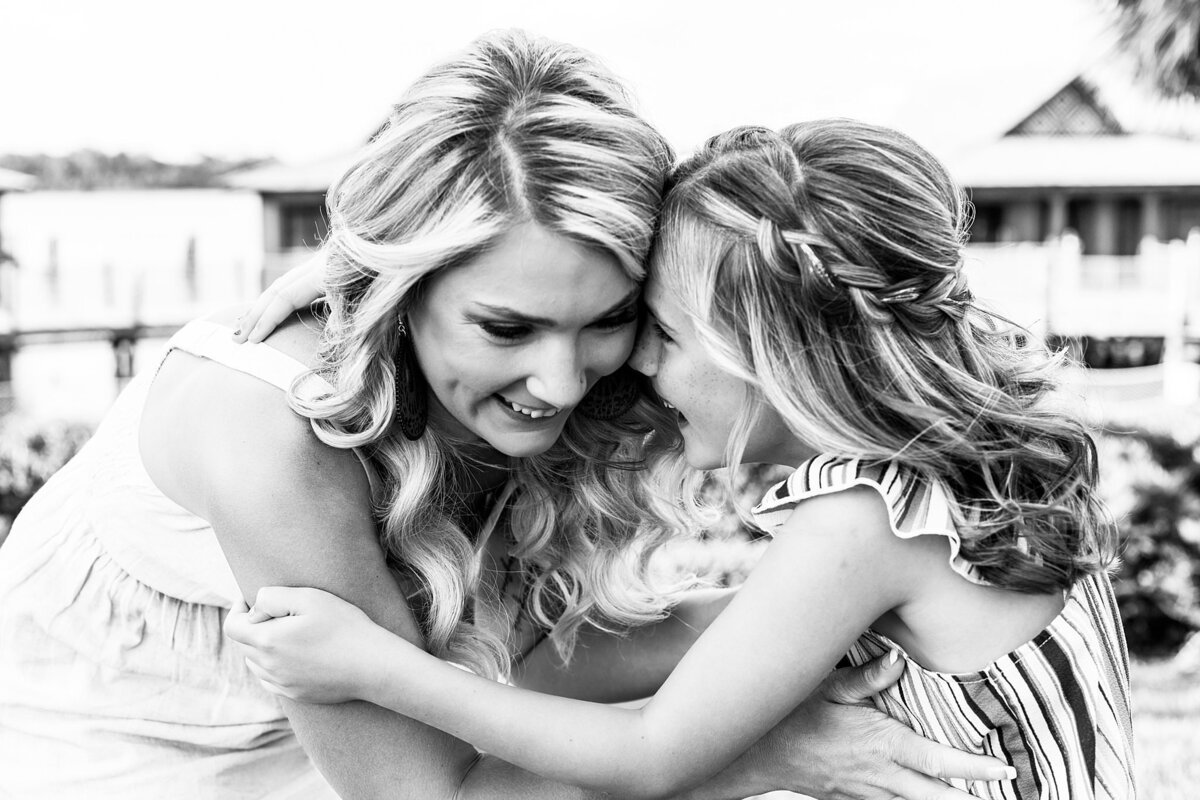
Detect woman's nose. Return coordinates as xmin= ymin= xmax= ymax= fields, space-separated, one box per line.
xmin=627 ymin=326 xmax=660 ymax=377
xmin=526 ymin=345 xmax=588 ymax=409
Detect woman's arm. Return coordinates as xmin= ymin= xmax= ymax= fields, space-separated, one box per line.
xmin=143 ymin=318 xmax=636 ymax=800
xmin=143 ymin=344 xmax=472 ymax=798
xmin=672 ymin=655 xmax=1016 ymax=800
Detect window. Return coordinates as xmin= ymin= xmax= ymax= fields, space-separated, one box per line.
xmin=281 ymin=201 xmax=329 ymax=249
xmin=969 ymin=202 xmax=1004 ymax=243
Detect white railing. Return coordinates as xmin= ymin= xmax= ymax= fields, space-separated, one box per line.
xmin=965 ymin=230 xmax=1200 ymax=339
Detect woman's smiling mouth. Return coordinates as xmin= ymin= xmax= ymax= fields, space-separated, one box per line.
xmin=495 ymin=394 xmax=561 ymax=420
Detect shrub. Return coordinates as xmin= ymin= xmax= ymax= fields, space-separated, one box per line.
xmin=0 ymin=416 xmax=93 ymax=547
xmin=1099 ymin=428 xmax=1200 ymax=657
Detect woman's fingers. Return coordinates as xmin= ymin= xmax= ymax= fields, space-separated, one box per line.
xmin=887 ymin=727 xmax=1015 ymax=784
xmin=821 ymin=656 xmax=1014 ymax=785
xmin=879 ymin=768 xmax=983 ymax=800
xmin=820 ymin=651 xmax=905 ymax=705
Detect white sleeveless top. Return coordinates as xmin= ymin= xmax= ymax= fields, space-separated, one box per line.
xmin=63 ymin=319 xmax=356 ymax=606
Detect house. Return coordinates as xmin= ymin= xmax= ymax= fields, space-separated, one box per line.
xmin=0 ymin=166 xmax=36 ymax=266
xmin=0 ymin=167 xmax=35 ymax=317
xmin=947 ymin=60 xmax=1200 ymax=373
xmin=0 ymin=167 xmax=35 ymax=409
xmin=227 ymin=59 xmax=1200 ymax=408
xmin=225 ymin=153 xmax=351 ymax=286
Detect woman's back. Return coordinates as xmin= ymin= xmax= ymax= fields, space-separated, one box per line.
xmin=0 ymin=314 xmax=345 ymax=798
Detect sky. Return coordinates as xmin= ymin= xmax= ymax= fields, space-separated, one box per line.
xmin=0 ymin=0 xmax=1114 ymax=165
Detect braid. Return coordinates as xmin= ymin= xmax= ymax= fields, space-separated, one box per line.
xmin=652 ymin=118 xmax=1116 ymax=593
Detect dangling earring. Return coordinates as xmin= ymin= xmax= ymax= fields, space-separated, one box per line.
xmin=578 ymin=365 xmax=643 ymax=421
xmin=394 ymin=319 xmax=427 ymax=440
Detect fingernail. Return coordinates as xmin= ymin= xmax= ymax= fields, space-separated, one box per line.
xmin=989 ymin=765 xmax=1017 ymax=781
xmin=233 ymin=328 xmax=241 ymax=337
xmin=887 ymin=648 xmax=899 ymax=666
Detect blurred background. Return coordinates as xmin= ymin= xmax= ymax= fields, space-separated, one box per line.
xmin=1 ymin=0 xmax=1198 ymax=795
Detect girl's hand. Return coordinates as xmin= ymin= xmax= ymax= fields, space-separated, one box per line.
xmin=678 ymin=654 xmax=1015 ymax=800
xmin=233 ymin=253 xmax=327 ymax=343
xmin=224 ymin=586 xmax=397 ymax=704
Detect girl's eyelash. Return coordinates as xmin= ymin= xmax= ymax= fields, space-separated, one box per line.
xmin=651 ymin=322 xmax=673 ymax=343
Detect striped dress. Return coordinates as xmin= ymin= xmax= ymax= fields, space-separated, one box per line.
xmin=751 ymin=455 xmax=1136 ymax=800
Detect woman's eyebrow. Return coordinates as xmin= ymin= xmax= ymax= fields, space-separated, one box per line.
xmin=471 ymin=288 xmax=640 ymax=326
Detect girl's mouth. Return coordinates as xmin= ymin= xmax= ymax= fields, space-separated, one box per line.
xmin=661 ymin=397 xmax=687 ymax=426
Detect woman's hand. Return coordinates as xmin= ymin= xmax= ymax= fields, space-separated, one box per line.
xmin=233 ymin=253 xmax=327 ymax=344
xmin=224 ymin=586 xmax=399 ymax=704
xmin=677 ymin=654 xmax=1015 ymax=800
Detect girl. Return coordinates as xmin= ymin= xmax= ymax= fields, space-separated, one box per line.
xmin=227 ymin=120 xmax=1132 ymax=799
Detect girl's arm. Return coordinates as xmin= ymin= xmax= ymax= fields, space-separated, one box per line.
xmin=230 ymin=600 xmax=1015 ymax=800
xmin=233 ymin=485 xmax=928 ymax=799
xmin=232 ymin=252 xmax=326 ymax=344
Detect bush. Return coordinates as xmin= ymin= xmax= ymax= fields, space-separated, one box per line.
xmin=0 ymin=416 xmax=93 ymax=547
xmin=1098 ymin=428 xmax=1200 ymax=657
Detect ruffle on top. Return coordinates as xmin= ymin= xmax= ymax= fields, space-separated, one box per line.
xmin=750 ymin=453 xmax=989 ymax=586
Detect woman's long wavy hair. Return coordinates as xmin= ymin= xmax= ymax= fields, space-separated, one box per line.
xmin=652 ymin=120 xmax=1117 ymax=593
xmin=289 ymin=31 xmax=687 ymax=678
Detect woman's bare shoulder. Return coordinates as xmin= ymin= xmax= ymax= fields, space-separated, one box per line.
xmin=141 ymin=309 xmax=360 ymax=520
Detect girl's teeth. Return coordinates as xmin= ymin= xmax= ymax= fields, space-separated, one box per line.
xmin=662 ymin=400 xmax=676 ymax=410
xmin=506 ymin=399 xmax=558 ymax=418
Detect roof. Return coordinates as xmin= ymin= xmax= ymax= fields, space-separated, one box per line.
xmin=223 ymin=150 xmax=358 ymax=193
xmin=229 ymin=50 xmax=1200 ymax=197
xmin=950 ymin=50 xmax=1200 ymax=191
xmin=950 ymin=134 xmax=1200 ymax=189
xmin=0 ymin=167 xmax=36 ymax=191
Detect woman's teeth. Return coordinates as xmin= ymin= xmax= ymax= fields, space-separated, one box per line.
xmin=662 ymin=399 xmax=676 ymax=410
xmin=503 ymin=398 xmax=559 ymax=419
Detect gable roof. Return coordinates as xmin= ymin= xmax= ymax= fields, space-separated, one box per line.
xmin=949 ymin=53 xmax=1200 ymax=190
xmin=1007 ymin=78 xmax=1124 ymax=135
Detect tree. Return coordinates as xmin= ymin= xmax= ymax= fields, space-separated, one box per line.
xmin=1108 ymin=0 xmax=1200 ymax=97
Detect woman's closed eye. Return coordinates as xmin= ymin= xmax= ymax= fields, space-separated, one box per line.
xmin=590 ymin=306 xmax=639 ymax=332
xmin=650 ymin=321 xmax=674 ymax=344
xmin=478 ymin=322 xmax=532 ymax=342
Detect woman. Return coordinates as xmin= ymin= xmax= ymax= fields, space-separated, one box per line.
xmin=0 ymin=31 xmax=1003 ymax=799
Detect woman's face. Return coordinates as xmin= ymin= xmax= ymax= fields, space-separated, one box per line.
xmin=629 ymin=277 xmax=808 ymax=470
xmin=410 ymin=222 xmax=640 ymax=458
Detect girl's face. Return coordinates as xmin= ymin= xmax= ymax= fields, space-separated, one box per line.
xmin=410 ymin=222 xmax=639 ymax=458
xmin=629 ymin=277 xmax=809 ymax=470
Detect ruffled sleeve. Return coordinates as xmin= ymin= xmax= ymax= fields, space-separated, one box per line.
xmin=750 ymin=454 xmax=989 ymax=586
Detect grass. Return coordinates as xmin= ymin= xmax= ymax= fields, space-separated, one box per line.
xmin=1132 ymin=650 xmax=1200 ymax=799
